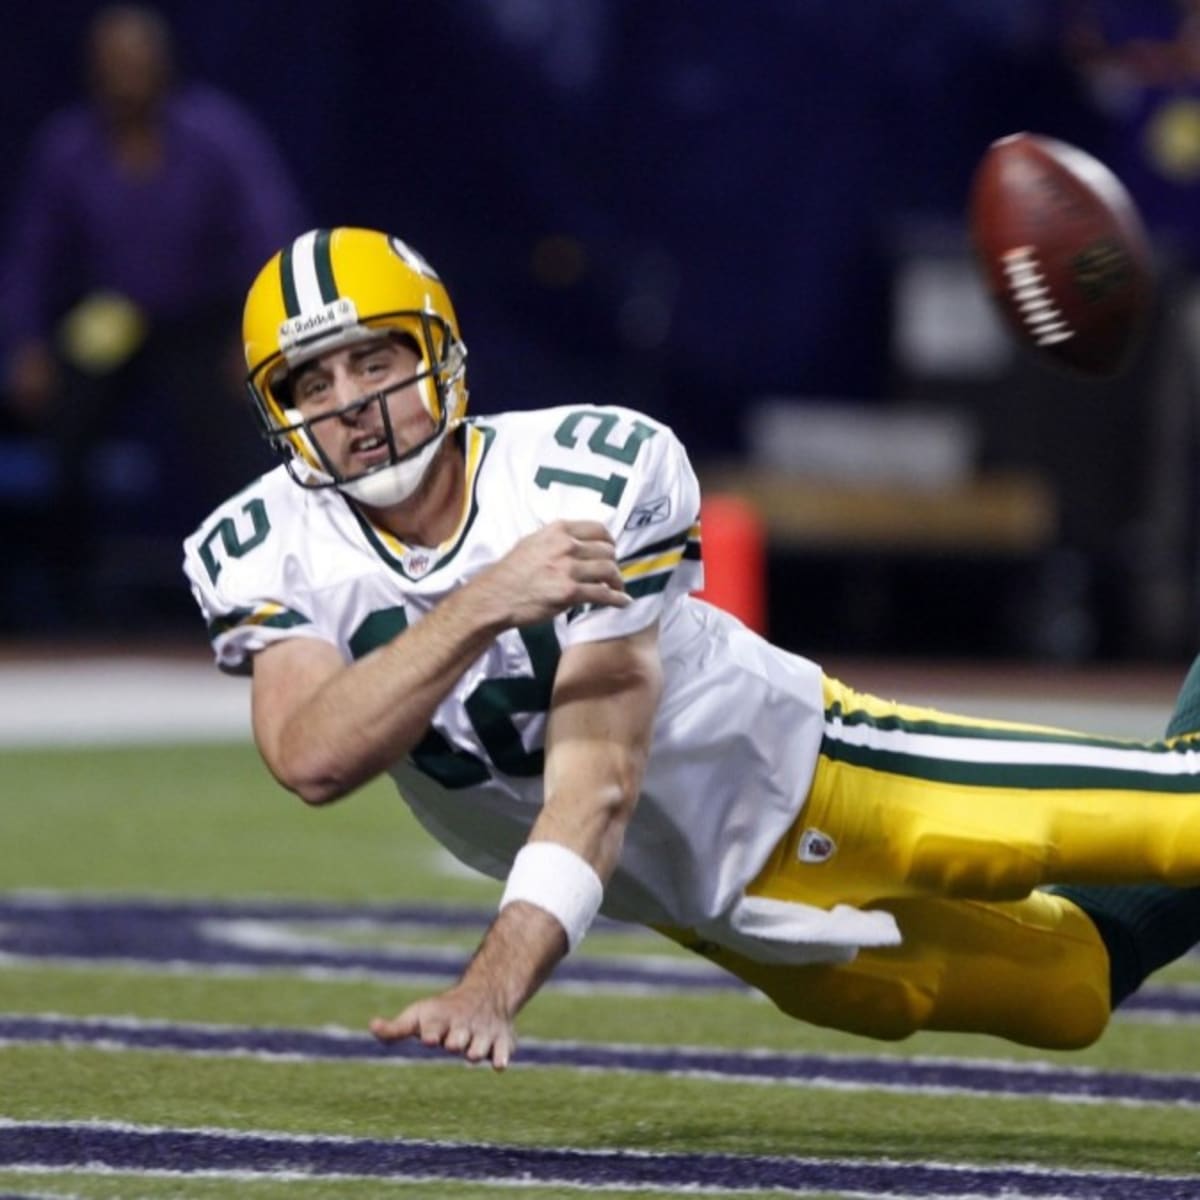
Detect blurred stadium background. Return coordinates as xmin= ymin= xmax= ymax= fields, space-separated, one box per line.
xmin=6 ymin=0 xmax=1200 ymax=662
xmin=6 ymin=4 xmax=1200 ymax=1196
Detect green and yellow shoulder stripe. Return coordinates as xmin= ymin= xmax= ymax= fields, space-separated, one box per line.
xmin=207 ymin=602 xmax=311 ymax=641
xmin=619 ymin=521 xmax=702 ymax=599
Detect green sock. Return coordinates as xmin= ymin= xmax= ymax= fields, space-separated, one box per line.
xmin=1046 ymin=653 xmax=1200 ymax=1007
xmin=1165 ymin=651 xmax=1200 ymax=739
xmin=1047 ymin=882 xmax=1200 ymax=1005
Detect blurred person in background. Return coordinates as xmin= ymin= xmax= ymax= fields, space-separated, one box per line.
xmin=1062 ymin=0 xmax=1200 ymax=268
xmin=0 ymin=3 xmax=306 ymax=628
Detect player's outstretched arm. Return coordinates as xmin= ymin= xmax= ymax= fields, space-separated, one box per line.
xmin=370 ymin=623 xmax=664 ymax=1069
xmin=252 ymin=520 xmax=629 ymax=805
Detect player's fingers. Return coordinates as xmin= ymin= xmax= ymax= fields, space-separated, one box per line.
xmin=443 ymin=1023 xmax=472 ymax=1053
xmin=574 ymin=558 xmax=625 ymax=587
xmin=559 ymin=519 xmax=613 ymax=544
xmin=582 ymin=581 xmax=631 ymax=608
xmin=419 ymin=1015 xmax=449 ymax=1047
xmin=570 ymin=536 xmax=620 ymax=561
xmin=491 ymin=1028 xmax=515 ymax=1072
xmin=463 ymin=1023 xmax=514 ymax=1070
xmin=464 ymin=1028 xmax=494 ymax=1064
xmin=369 ymin=1006 xmax=421 ymax=1043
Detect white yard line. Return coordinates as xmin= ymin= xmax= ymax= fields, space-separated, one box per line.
xmin=0 ymin=657 xmax=249 ymax=746
xmin=0 ymin=652 xmax=1179 ymax=746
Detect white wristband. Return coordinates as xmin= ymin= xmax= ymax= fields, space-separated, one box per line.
xmin=499 ymin=841 xmax=604 ymax=952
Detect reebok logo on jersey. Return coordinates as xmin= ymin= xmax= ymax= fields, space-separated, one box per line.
xmin=797 ymin=828 xmax=836 ymax=864
xmin=626 ymin=496 xmax=671 ymax=530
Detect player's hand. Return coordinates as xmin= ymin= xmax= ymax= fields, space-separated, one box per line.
xmin=369 ymin=982 xmax=517 ymax=1070
xmin=476 ymin=519 xmax=629 ymax=628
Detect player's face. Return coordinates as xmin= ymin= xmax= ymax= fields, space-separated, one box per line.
xmin=289 ymin=337 xmax=434 ymax=480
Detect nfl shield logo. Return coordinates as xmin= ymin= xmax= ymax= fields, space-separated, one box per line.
xmin=403 ymin=551 xmax=431 ymax=577
xmin=797 ymin=828 xmax=836 ymax=864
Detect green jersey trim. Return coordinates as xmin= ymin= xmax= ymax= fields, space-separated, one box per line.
xmin=821 ymin=699 xmax=1200 ymax=792
xmin=208 ymin=604 xmax=311 ymax=640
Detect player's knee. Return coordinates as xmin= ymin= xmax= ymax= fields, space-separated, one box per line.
xmin=1011 ymin=977 xmax=1109 ymax=1050
xmin=768 ymin=970 xmax=935 ymax=1042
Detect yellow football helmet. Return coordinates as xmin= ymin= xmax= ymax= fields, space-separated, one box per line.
xmin=243 ymin=227 xmax=468 ymax=506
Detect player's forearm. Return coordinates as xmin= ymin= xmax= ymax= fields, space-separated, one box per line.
xmin=533 ymin=631 xmax=661 ymax=876
xmin=272 ymin=580 xmax=511 ymax=803
xmin=531 ymin=778 xmax=634 ymax=881
xmin=471 ymin=806 xmax=627 ymax=1022
xmin=503 ymin=716 xmax=650 ymax=960
xmin=463 ymin=901 xmax=569 ymax=1016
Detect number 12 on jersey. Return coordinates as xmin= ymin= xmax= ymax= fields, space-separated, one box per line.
xmin=534 ymin=410 xmax=657 ymax=506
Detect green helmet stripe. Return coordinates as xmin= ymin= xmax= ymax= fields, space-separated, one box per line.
xmin=314 ymin=229 xmax=338 ymax=303
xmin=279 ymin=243 xmax=300 ymax=317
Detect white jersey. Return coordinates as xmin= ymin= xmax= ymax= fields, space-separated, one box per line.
xmin=183 ymin=405 xmax=836 ymax=943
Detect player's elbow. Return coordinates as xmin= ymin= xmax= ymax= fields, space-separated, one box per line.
xmin=292 ymin=774 xmax=350 ymax=807
xmin=279 ymin=762 xmax=351 ymax=807
xmin=254 ymin=697 xmax=374 ymax=803
xmin=261 ymin=737 xmax=357 ymax=806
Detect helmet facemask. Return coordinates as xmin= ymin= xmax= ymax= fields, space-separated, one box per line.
xmin=248 ymin=308 xmax=468 ymax=509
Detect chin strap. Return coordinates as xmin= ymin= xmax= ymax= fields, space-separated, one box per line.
xmin=337 ymin=428 xmax=447 ymax=507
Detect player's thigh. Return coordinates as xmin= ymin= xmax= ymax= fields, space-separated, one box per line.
xmin=664 ymin=890 xmax=1110 ymax=1049
xmin=789 ymin=676 xmax=1200 ymax=899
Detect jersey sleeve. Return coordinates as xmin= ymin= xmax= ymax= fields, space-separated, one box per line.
xmin=548 ymin=407 xmax=704 ymax=648
xmin=181 ymin=489 xmax=332 ymax=675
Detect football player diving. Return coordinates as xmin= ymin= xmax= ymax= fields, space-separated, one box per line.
xmin=185 ymin=227 xmax=1200 ymax=1069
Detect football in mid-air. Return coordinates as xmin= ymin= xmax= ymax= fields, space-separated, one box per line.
xmin=968 ymin=131 xmax=1153 ymax=377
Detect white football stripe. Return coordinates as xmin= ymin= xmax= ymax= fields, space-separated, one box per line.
xmin=824 ymin=717 xmax=1200 ymax=776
